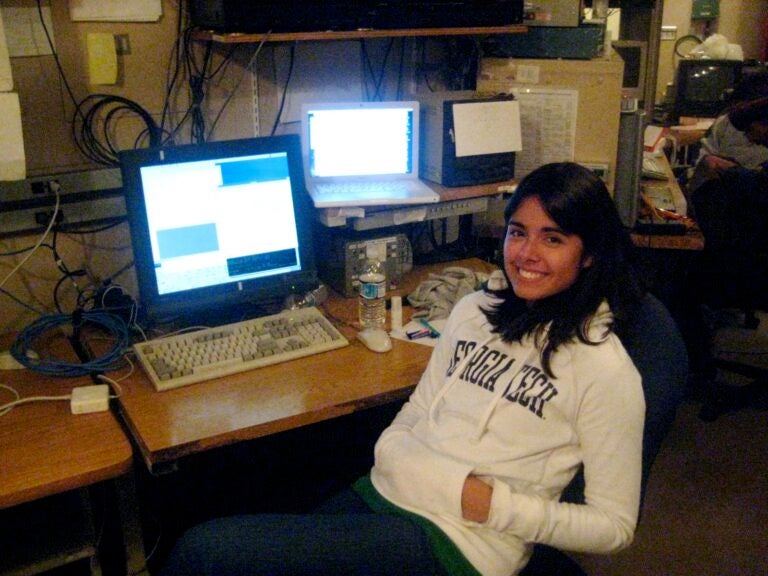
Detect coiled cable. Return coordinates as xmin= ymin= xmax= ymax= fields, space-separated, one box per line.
xmin=10 ymin=310 xmax=131 ymax=377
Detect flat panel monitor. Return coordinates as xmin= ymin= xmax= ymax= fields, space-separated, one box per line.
xmin=673 ymin=59 xmax=743 ymax=121
xmin=120 ymin=135 xmax=318 ymax=326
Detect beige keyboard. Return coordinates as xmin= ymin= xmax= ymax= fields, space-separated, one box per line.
xmin=133 ymin=307 xmax=349 ymax=391
xmin=642 ymin=156 xmax=668 ymax=180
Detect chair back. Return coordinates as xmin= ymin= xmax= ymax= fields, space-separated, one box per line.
xmin=560 ymin=293 xmax=688 ymax=508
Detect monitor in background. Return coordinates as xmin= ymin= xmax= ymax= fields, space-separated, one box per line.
xmin=120 ymin=135 xmax=318 ymax=327
xmin=612 ymin=40 xmax=647 ymax=103
xmin=672 ymin=58 xmax=743 ymax=122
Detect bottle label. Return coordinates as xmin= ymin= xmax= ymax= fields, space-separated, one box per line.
xmin=360 ymin=281 xmax=385 ymax=299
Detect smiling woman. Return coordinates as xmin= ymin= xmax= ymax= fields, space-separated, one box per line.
xmin=160 ymin=163 xmax=650 ymax=576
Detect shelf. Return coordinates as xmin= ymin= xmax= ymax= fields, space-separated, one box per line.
xmin=191 ymin=25 xmax=528 ymax=44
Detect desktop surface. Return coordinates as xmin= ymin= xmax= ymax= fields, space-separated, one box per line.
xmin=116 ymin=258 xmax=498 ymax=472
xmin=0 ymin=353 xmax=133 ymax=508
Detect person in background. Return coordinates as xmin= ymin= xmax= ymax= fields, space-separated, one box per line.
xmin=160 ymin=162 xmax=647 ymax=576
xmin=690 ymin=96 xmax=768 ymax=252
xmin=693 ymin=71 xmax=768 ymax=180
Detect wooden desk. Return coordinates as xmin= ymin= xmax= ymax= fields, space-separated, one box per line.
xmin=116 ymin=259 xmax=498 ymax=474
xmin=631 ymin=154 xmax=705 ymax=251
xmin=0 ymin=356 xmax=144 ymax=574
xmin=0 ymin=367 xmax=132 ymax=509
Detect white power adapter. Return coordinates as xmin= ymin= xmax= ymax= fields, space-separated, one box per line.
xmin=70 ymin=385 xmax=110 ymax=414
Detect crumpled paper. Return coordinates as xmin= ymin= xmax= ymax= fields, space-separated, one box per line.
xmin=407 ymin=266 xmax=490 ymax=320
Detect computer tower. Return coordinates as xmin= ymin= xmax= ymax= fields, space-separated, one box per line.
xmin=417 ymin=91 xmax=521 ymax=187
xmin=313 ymin=226 xmax=412 ymax=297
xmin=613 ymin=109 xmax=645 ymax=228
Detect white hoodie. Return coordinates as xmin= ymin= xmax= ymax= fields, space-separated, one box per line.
xmin=370 ymin=290 xmax=645 ymax=576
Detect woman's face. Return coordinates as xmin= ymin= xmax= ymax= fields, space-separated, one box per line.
xmin=503 ymin=196 xmax=592 ymax=303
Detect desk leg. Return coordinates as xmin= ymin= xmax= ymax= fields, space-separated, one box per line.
xmin=114 ymin=472 xmax=150 ymax=576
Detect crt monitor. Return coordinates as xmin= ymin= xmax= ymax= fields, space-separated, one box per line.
xmin=120 ymin=135 xmax=318 ymax=326
xmin=672 ymin=59 xmax=743 ymax=121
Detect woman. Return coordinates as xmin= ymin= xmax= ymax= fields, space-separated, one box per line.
xmin=161 ymin=162 xmax=647 ymax=576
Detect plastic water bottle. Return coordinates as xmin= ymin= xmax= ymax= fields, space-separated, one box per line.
xmin=358 ymin=258 xmax=386 ymax=329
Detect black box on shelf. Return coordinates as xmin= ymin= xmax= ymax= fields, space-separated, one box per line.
xmin=189 ymin=1 xmax=524 ymax=34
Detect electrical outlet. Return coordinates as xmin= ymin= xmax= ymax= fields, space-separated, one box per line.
xmin=115 ymin=34 xmax=131 ymax=55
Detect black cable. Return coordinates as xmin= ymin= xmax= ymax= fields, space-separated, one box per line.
xmin=73 ymin=94 xmax=162 ymax=166
xmin=50 ymin=228 xmax=88 ymax=313
xmin=34 ymin=1 xmax=161 ymax=165
xmin=0 ymin=287 xmax=46 ymax=315
xmin=271 ymin=43 xmax=296 ymax=136
xmin=674 ymin=34 xmax=703 ymax=58
xmin=360 ymin=38 xmax=395 ymax=101
xmin=396 ymin=38 xmax=406 ymax=100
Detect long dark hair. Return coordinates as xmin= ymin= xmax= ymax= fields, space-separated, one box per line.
xmin=484 ymin=162 xmax=645 ymax=376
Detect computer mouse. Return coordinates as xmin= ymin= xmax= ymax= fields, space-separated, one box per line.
xmin=357 ymin=328 xmax=392 ymax=353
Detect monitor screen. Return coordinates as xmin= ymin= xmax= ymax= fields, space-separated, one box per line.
xmin=120 ymin=135 xmax=318 ymax=326
xmin=674 ymin=59 xmax=743 ymax=121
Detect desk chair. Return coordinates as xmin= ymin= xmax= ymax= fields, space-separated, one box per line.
xmin=521 ymin=293 xmax=689 ymax=576
xmin=688 ymin=168 xmax=768 ymax=420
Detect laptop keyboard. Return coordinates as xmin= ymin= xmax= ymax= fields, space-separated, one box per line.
xmin=314 ymin=180 xmax=418 ymax=198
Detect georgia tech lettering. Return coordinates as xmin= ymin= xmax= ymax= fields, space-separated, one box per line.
xmin=448 ymin=340 xmax=559 ymax=419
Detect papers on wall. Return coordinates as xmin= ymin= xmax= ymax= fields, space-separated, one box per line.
xmin=452 ymin=99 xmax=522 ymax=157
xmin=0 ymin=5 xmax=54 ymax=57
xmin=508 ymin=87 xmax=578 ymax=178
xmin=68 ymin=0 xmax=162 ymax=22
xmin=0 ymin=92 xmax=26 ymax=181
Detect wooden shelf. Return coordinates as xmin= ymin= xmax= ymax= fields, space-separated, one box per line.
xmin=191 ymin=25 xmax=527 ymax=44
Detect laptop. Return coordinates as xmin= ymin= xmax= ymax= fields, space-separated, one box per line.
xmin=300 ymin=101 xmax=440 ymax=208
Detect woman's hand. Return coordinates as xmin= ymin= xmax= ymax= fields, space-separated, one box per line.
xmin=461 ymin=475 xmax=493 ymax=523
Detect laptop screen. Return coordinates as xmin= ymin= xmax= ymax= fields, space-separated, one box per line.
xmin=303 ymin=101 xmax=419 ymax=179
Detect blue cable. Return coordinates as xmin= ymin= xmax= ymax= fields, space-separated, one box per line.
xmin=11 ymin=310 xmax=131 ymax=377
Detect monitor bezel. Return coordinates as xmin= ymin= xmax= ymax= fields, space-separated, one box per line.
xmin=120 ymin=135 xmax=318 ymax=327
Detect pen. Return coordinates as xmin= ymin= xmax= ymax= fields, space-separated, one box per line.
xmin=418 ymin=318 xmax=440 ymax=337
xmin=407 ymin=329 xmax=432 ymax=340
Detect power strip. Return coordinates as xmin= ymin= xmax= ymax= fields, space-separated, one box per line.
xmin=0 ymin=168 xmax=125 ymax=238
xmin=351 ymin=196 xmax=490 ymax=231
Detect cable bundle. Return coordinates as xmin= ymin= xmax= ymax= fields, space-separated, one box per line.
xmin=11 ymin=310 xmax=131 ymax=377
xmin=73 ymin=94 xmax=162 ymax=166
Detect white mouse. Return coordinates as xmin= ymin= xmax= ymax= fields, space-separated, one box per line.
xmin=357 ymin=328 xmax=392 ymax=353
